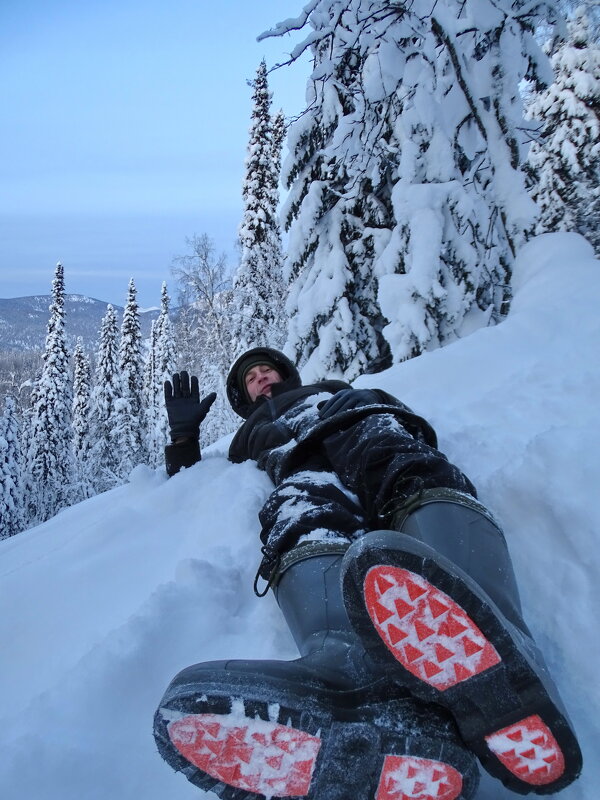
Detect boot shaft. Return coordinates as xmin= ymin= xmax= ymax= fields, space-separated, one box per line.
xmin=274 ymin=543 xmax=353 ymax=657
xmin=393 ymin=488 xmax=528 ymax=633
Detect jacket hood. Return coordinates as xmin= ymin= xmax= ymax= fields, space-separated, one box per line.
xmin=226 ymin=347 xmax=301 ymax=418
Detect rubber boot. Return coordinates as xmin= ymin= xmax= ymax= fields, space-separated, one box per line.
xmin=154 ymin=544 xmax=480 ymax=800
xmin=341 ymin=489 xmax=583 ymax=795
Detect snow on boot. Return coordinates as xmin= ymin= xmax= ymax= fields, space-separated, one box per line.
xmin=153 ymin=544 xmax=480 ymax=800
xmin=341 ymin=489 xmax=582 ymax=795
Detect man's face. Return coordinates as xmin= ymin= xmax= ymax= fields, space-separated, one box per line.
xmin=244 ymin=364 xmax=283 ymax=402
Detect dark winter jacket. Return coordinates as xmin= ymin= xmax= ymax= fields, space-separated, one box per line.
xmin=165 ymin=347 xmax=438 ymax=483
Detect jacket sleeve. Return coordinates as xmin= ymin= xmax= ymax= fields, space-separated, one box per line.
xmin=369 ymin=388 xmax=438 ymax=447
xmin=165 ymin=439 xmax=201 ymax=477
xmin=229 ymin=418 xmax=294 ymax=464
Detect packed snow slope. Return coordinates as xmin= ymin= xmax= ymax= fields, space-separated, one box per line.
xmin=0 ymin=233 xmax=598 ymax=800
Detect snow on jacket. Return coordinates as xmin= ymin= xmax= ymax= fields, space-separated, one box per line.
xmin=165 ymin=347 xmax=438 ymax=483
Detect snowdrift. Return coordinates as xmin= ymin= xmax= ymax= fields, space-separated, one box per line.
xmin=0 ymin=233 xmax=598 ymax=799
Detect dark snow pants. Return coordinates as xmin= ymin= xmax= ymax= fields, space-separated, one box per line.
xmin=258 ymin=413 xmax=476 ymax=577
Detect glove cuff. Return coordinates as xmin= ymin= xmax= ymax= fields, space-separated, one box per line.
xmin=169 ymin=422 xmax=201 ymax=442
xmin=165 ymin=439 xmax=201 ymax=476
xmin=169 ymin=431 xmax=199 ymax=444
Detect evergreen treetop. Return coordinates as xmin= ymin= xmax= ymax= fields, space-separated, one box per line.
xmin=262 ymin=0 xmax=560 ymax=375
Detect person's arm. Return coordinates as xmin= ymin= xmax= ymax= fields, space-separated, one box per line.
xmin=228 ymin=415 xmax=294 ymax=464
xmin=317 ymin=387 xmax=386 ymax=418
xmin=164 ymin=371 xmax=216 ymax=476
xmin=318 ymin=386 xmax=438 ymax=447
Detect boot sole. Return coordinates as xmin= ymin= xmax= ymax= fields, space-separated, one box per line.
xmin=154 ymin=672 xmax=479 ymax=799
xmin=341 ymin=531 xmax=582 ymax=795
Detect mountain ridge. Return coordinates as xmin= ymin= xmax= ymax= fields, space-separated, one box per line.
xmin=0 ymin=294 xmax=161 ymax=352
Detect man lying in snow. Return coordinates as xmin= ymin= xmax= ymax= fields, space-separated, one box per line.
xmin=153 ymin=346 xmax=582 ymax=800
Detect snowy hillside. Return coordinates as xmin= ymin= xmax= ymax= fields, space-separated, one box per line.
xmin=0 ymin=232 xmax=598 ymax=800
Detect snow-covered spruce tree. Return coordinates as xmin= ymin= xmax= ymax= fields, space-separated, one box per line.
xmin=25 ymin=262 xmax=75 ymax=523
xmin=88 ymin=305 xmax=122 ymax=492
xmin=20 ymin=381 xmax=39 ymax=527
xmin=0 ymin=396 xmax=24 ymax=538
xmin=155 ymin=284 xmax=178 ymax=385
xmin=272 ymin=109 xmax=286 ymax=180
xmin=142 ymin=320 xmax=160 ymax=467
xmin=558 ymin=1 xmax=600 ymax=40
xmin=72 ymin=337 xmax=94 ymax=500
xmin=527 ymin=7 xmax=600 ymax=254
xmin=172 ymin=234 xmax=238 ymax=445
xmin=144 ymin=284 xmax=178 ymax=467
xmin=262 ymin=1 xmax=558 ymax=374
xmin=116 ymin=278 xmax=145 ymax=475
xmin=233 ymin=60 xmax=287 ymax=352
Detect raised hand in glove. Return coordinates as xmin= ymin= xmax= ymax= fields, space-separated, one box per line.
xmin=164 ymin=371 xmax=216 ymax=442
xmin=318 ymin=388 xmax=380 ymax=419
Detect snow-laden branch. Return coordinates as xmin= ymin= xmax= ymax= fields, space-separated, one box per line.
xmin=431 ymin=17 xmax=488 ymax=142
xmin=258 ymin=0 xmax=320 ymax=41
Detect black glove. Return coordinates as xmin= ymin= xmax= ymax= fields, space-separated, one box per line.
xmin=318 ymin=388 xmax=380 ymax=419
xmin=164 ymin=371 xmax=216 ymax=441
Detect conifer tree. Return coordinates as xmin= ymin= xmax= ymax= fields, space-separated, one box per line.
xmin=113 ymin=393 xmax=138 ymax=481
xmin=117 ymin=278 xmax=144 ymax=474
xmin=262 ymin=1 xmax=558 ymax=374
xmin=156 ymin=283 xmax=178 ymax=425
xmin=559 ymin=1 xmax=600 ymax=40
xmin=0 ymin=396 xmax=24 ymax=538
xmin=144 ymin=284 xmax=178 ymax=467
xmin=271 ymin=110 xmax=286 ymax=180
xmin=72 ymin=337 xmax=94 ymax=500
xmin=155 ymin=283 xmax=178 ymax=386
xmin=20 ymin=381 xmax=39 ymax=527
xmin=26 ymin=262 xmax=75 ymax=523
xmin=527 ymin=7 xmax=600 ymax=254
xmin=88 ymin=305 xmax=121 ymax=492
xmin=142 ymin=320 xmax=161 ymax=467
xmin=233 ymin=60 xmax=287 ymax=352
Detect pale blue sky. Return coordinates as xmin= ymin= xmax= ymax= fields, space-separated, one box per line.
xmin=0 ymin=0 xmax=309 ymax=308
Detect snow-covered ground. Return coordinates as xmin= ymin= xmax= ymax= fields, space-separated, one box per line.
xmin=0 ymin=232 xmax=598 ymax=799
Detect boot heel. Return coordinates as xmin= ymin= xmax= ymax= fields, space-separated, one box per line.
xmin=376 ymin=754 xmax=464 ymax=800
xmin=485 ymin=714 xmax=565 ymax=787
